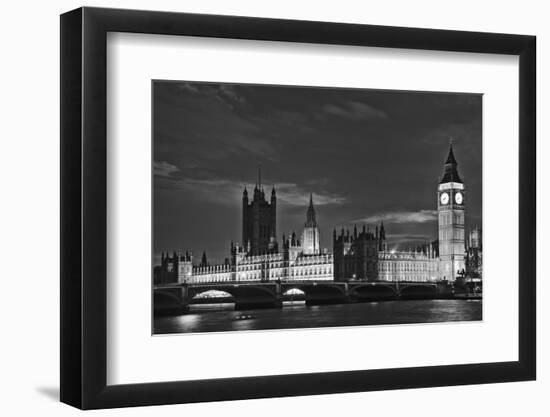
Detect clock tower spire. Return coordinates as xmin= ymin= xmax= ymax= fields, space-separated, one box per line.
xmin=437 ymin=141 xmax=466 ymax=281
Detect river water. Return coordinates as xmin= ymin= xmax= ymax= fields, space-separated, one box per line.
xmin=154 ymin=299 xmax=482 ymax=334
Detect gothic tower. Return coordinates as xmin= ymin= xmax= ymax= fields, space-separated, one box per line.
xmin=242 ymin=167 xmax=278 ymax=255
xmin=302 ymin=193 xmax=320 ymax=255
xmin=176 ymin=251 xmax=193 ymax=284
xmin=437 ymin=143 xmax=466 ymax=281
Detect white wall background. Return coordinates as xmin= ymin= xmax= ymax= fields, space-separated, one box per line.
xmin=0 ymin=0 xmax=546 ymax=415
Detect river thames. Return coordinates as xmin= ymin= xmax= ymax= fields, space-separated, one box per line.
xmin=154 ymin=299 xmax=482 ymax=334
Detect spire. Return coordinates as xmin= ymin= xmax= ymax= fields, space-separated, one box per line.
xmin=305 ymin=193 xmax=317 ymax=227
xmin=271 ymin=186 xmax=276 ymax=200
xmin=440 ymin=140 xmax=462 ymax=184
xmin=200 ymin=251 xmax=207 ymax=267
xmin=379 ymin=221 xmax=386 ymax=240
xmin=446 ymin=139 xmax=457 ymax=165
xmin=251 ymin=165 xmax=266 ymax=201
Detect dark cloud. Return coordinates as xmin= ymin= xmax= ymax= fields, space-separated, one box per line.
xmin=323 ymin=100 xmax=389 ymax=120
xmin=153 ymin=161 xmax=179 ymax=178
xmin=154 ymin=173 xmax=346 ymax=208
xmin=177 ymin=81 xmax=247 ymax=108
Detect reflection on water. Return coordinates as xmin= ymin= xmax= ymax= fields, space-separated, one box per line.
xmin=154 ymin=299 xmax=482 ymax=334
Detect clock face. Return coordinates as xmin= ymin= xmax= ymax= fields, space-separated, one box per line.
xmin=455 ymin=192 xmax=463 ymax=205
xmin=440 ymin=192 xmax=449 ymax=205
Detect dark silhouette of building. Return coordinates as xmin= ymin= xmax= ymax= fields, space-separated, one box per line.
xmin=154 ymin=251 xmax=192 ymax=284
xmin=200 ymin=251 xmax=208 ymax=267
xmin=242 ymin=167 xmax=278 ymax=255
xmin=333 ymin=224 xmax=383 ymax=281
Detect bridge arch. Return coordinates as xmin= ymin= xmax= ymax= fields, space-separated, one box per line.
xmin=192 ymin=289 xmax=235 ymax=300
xmin=154 ymin=289 xmax=186 ymax=314
xmin=189 ymin=285 xmax=276 ymax=299
xmin=154 ymin=290 xmax=181 ymax=305
xmin=282 ymin=287 xmax=306 ymax=302
xmin=349 ymin=283 xmax=397 ymax=300
xmin=282 ymin=283 xmax=347 ymax=304
xmin=283 ymin=288 xmax=306 ymax=296
xmin=187 ymin=284 xmax=280 ymax=309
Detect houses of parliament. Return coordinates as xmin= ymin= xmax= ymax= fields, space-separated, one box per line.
xmin=155 ymin=144 xmax=482 ymax=285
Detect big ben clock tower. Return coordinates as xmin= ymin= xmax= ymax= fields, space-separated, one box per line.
xmin=438 ymin=143 xmax=466 ymax=281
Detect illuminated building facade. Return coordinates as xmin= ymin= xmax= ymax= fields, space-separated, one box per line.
xmin=377 ymin=246 xmax=439 ymax=282
xmin=159 ymin=192 xmax=333 ymax=284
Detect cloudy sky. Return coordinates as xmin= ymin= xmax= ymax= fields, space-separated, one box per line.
xmin=153 ymin=81 xmax=482 ymax=265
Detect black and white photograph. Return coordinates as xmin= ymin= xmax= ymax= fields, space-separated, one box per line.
xmin=152 ymin=81 xmax=483 ymax=334
xmin=1 ymin=0 xmax=543 ymax=413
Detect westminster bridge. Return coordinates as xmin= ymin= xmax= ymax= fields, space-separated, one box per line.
xmin=154 ymin=280 xmax=454 ymax=314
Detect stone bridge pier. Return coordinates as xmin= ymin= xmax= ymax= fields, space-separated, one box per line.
xmin=154 ymin=285 xmax=190 ymax=315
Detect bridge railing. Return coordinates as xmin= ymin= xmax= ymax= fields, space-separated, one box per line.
xmin=155 ymin=277 xmax=448 ymax=290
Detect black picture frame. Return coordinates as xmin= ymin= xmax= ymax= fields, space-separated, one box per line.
xmin=60 ymin=6 xmax=536 ymax=410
